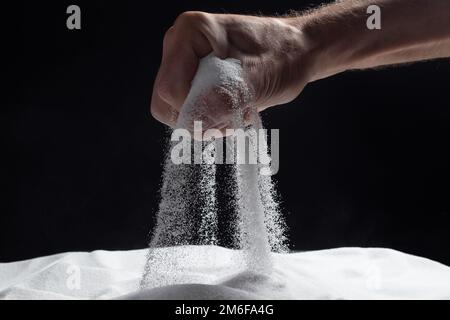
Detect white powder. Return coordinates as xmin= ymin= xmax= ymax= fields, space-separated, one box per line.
xmin=141 ymin=54 xmax=287 ymax=289
xmin=176 ymin=54 xmax=250 ymax=135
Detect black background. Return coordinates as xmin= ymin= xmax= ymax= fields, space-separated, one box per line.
xmin=2 ymin=1 xmax=449 ymax=264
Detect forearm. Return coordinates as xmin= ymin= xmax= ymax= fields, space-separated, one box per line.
xmin=288 ymin=0 xmax=450 ymax=80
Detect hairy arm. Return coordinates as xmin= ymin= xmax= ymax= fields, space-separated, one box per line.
xmin=291 ymin=0 xmax=450 ymax=80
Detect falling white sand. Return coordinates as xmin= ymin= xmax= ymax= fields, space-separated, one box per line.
xmin=1 ymin=246 xmax=450 ymax=300
xmin=141 ymin=54 xmax=288 ymax=289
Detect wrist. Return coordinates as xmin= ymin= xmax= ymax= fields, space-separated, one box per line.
xmin=284 ymin=6 xmax=378 ymax=81
xmin=286 ymin=17 xmax=354 ymax=82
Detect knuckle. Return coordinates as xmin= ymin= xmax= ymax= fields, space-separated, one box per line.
xmin=162 ymin=26 xmax=175 ymax=46
xmin=174 ymin=11 xmax=209 ymax=28
xmin=150 ymin=104 xmax=162 ymax=121
xmin=156 ymin=80 xmax=176 ymax=104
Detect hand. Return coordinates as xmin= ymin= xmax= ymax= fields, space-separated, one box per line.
xmin=150 ymin=12 xmax=316 ymax=130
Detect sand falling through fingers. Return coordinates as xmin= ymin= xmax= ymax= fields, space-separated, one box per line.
xmin=140 ymin=54 xmax=288 ymax=289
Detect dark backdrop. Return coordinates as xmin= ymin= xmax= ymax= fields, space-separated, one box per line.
xmin=2 ymin=1 xmax=450 ymax=264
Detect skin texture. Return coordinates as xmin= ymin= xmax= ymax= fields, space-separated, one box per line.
xmin=150 ymin=0 xmax=450 ymax=129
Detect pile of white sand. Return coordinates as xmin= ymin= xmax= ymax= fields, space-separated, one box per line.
xmin=1 ymin=246 xmax=449 ymax=300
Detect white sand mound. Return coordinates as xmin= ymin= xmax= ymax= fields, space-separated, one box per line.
xmin=0 ymin=246 xmax=449 ymax=300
